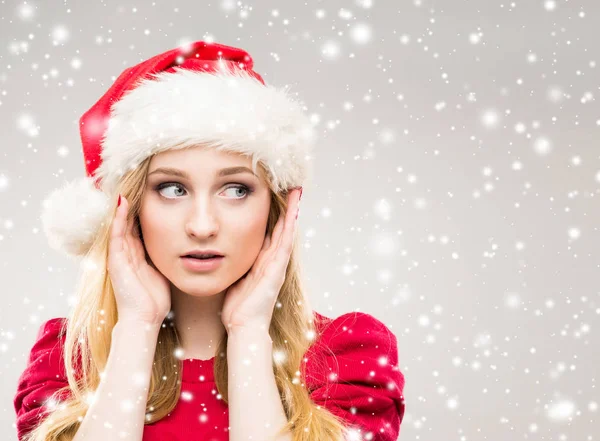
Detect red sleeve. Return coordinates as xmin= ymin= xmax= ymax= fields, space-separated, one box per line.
xmin=304 ymin=311 xmax=406 ymax=441
xmin=13 ymin=318 xmax=71 ymax=441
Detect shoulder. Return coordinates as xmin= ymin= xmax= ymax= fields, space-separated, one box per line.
xmin=303 ymin=311 xmax=406 ymax=440
xmin=305 ymin=310 xmax=402 ymax=385
xmin=314 ymin=310 xmax=398 ymax=338
xmin=34 ymin=317 xmax=68 ymax=342
xmin=18 ymin=317 xmax=69 ymax=383
xmin=311 ymin=310 xmax=398 ymax=355
xmin=14 ymin=317 xmax=71 ymax=440
xmin=29 ymin=317 xmax=68 ymax=363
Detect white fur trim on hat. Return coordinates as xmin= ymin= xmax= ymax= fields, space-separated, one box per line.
xmin=41 ymin=176 xmax=110 ymax=258
xmin=95 ymin=64 xmax=316 ymax=196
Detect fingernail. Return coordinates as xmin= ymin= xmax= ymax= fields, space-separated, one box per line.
xmin=118 ymin=194 xmax=122 ymax=207
xmin=299 ymin=187 xmax=303 ymax=201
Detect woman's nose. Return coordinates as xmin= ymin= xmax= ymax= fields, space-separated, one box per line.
xmin=184 ymin=202 xmax=220 ymax=238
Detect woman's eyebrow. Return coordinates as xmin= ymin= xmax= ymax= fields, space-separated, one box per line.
xmin=148 ymin=166 xmax=257 ymax=178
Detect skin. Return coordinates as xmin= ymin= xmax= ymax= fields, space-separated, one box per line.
xmin=138 ymin=145 xmax=272 ymax=359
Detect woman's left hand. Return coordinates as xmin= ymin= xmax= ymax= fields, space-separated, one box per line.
xmin=220 ymin=187 xmax=302 ymax=335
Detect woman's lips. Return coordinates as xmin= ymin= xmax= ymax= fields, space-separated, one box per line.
xmin=180 ymin=256 xmax=224 ymax=272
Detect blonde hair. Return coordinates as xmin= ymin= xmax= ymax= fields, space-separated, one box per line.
xmin=24 ymin=150 xmax=352 ymax=441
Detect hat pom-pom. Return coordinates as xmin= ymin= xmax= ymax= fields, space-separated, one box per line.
xmin=41 ymin=176 xmax=111 ymax=258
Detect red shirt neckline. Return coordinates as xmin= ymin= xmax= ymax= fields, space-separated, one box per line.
xmin=181 ymin=357 xmax=216 ymax=383
xmin=179 ymin=312 xmax=329 ymax=385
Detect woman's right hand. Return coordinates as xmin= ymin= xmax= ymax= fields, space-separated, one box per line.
xmin=108 ymin=194 xmax=172 ymax=327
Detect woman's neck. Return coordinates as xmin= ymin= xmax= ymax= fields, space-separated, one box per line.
xmin=170 ymin=287 xmax=227 ymax=360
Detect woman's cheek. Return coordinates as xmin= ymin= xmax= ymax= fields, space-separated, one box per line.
xmin=229 ymin=215 xmax=266 ymax=254
xmin=139 ymin=207 xmax=176 ymax=250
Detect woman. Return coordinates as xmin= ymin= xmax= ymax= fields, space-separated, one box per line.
xmin=13 ymin=41 xmax=405 ymax=441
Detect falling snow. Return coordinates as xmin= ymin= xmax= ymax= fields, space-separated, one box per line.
xmin=2 ymin=1 xmax=599 ymax=441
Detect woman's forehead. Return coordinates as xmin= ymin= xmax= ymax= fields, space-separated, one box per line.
xmin=147 ymin=146 xmax=267 ymax=182
xmin=150 ymin=146 xmax=253 ymax=169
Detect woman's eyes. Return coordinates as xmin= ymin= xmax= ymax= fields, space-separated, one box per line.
xmin=154 ymin=182 xmax=254 ymax=200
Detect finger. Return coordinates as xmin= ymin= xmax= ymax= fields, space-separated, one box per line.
xmin=275 ymin=191 xmax=300 ymax=265
xmin=276 ymin=190 xmax=299 ymax=255
xmin=268 ymin=214 xmax=285 ymax=252
xmin=264 ymin=189 xmax=299 ymax=267
xmin=132 ymin=221 xmax=147 ymax=263
xmin=109 ymin=195 xmax=128 ymax=261
xmin=126 ymin=217 xmax=146 ymax=267
xmin=120 ymin=203 xmax=136 ymax=268
xmin=123 ymin=214 xmax=138 ymax=267
xmin=249 ymin=228 xmax=273 ymax=276
xmin=262 ymin=233 xmax=271 ymax=251
xmin=108 ymin=197 xmax=136 ymax=282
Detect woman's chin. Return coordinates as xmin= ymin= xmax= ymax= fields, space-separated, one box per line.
xmin=171 ymin=276 xmax=226 ymax=297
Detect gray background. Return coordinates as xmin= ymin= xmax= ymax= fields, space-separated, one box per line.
xmin=1 ymin=1 xmax=599 ymax=440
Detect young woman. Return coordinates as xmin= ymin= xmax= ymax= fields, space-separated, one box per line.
xmin=13 ymin=41 xmax=406 ymax=441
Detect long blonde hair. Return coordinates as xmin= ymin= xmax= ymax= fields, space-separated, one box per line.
xmin=25 ymin=151 xmax=352 ymax=441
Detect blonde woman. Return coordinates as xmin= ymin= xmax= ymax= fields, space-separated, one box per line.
xmin=13 ymin=41 xmax=406 ymax=441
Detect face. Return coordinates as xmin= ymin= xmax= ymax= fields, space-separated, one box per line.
xmin=139 ymin=145 xmax=272 ymax=296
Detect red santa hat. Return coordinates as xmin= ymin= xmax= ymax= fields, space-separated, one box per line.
xmin=40 ymin=41 xmax=316 ymax=259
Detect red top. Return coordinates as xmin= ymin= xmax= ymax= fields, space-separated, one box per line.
xmin=14 ymin=311 xmax=406 ymax=441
